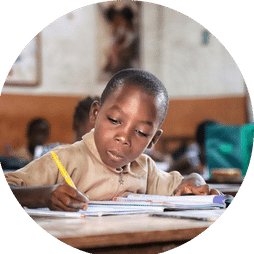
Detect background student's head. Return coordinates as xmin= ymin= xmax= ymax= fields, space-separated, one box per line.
xmin=73 ymin=96 xmax=100 ymax=142
xmin=196 ymin=120 xmax=217 ymax=148
xmin=91 ymin=68 xmax=169 ymax=168
xmin=196 ymin=119 xmax=217 ymax=165
xmin=26 ymin=117 xmax=50 ymax=154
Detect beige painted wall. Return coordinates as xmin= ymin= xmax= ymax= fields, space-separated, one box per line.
xmin=2 ymin=2 xmax=245 ymax=99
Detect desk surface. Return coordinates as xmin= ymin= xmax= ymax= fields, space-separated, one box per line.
xmin=29 ymin=184 xmax=238 ymax=252
xmin=209 ymin=183 xmax=241 ymax=196
xmin=32 ymin=213 xmax=213 ymax=252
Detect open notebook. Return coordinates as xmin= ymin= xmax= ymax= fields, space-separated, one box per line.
xmin=25 ymin=193 xmax=233 ymax=218
xmin=114 ymin=193 xmax=232 ymax=206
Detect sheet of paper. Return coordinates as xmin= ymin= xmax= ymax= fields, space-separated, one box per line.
xmin=25 ymin=204 xmax=165 ymax=218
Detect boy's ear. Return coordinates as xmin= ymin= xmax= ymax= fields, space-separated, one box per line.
xmin=89 ymin=101 xmax=100 ymax=123
xmin=147 ymin=129 xmax=163 ymax=149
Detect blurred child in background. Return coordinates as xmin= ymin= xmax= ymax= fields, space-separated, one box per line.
xmin=11 ymin=117 xmax=50 ymax=162
xmin=73 ymin=96 xmax=100 ymax=142
xmin=34 ymin=96 xmax=99 ymax=159
xmin=168 ymin=120 xmax=217 ymax=180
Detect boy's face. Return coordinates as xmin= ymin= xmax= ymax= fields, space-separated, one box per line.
xmin=93 ymin=84 xmax=163 ymax=169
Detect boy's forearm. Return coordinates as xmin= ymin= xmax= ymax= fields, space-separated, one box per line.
xmin=9 ymin=184 xmax=54 ymax=208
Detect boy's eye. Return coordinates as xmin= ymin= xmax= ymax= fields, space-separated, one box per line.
xmin=137 ymin=130 xmax=149 ymax=137
xmin=108 ymin=117 xmax=120 ymax=125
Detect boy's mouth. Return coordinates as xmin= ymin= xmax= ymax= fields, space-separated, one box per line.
xmin=107 ymin=150 xmax=124 ymax=162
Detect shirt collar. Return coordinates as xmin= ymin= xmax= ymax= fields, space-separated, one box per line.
xmin=83 ymin=129 xmax=146 ymax=177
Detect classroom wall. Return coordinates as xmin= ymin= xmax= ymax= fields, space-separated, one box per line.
xmin=0 ymin=94 xmax=83 ymax=154
xmin=1 ymin=2 xmax=245 ymax=98
xmin=0 ymin=94 xmax=247 ymax=155
xmin=142 ymin=4 xmax=245 ymax=98
xmin=158 ymin=95 xmax=248 ymax=153
xmin=0 ymin=2 xmax=249 ymax=154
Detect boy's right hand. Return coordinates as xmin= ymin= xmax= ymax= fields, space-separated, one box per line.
xmin=48 ymin=183 xmax=89 ymax=212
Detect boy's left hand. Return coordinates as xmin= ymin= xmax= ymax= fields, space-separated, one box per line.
xmin=173 ymin=173 xmax=220 ymax=196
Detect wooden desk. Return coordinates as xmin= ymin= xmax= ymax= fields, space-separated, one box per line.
xmin=31 ymin=213 xmax=213 ymax=253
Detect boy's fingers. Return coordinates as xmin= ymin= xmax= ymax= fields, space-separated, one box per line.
xmin=173 ymin=186 xmax=188 ymax=196
xmin=51 ymin=184 xmax=89 ymax=211
xmin=174 ymin=184 xmax=210 ymax=196
xmin=191 ymin=184 xmax=210 ymax=195
xmin=50 ymin=194 xmax=79 ymax=212
xmin=210 ymin=188 xmax=220 ymax=195
xmin=75 ymin=190 xmax=89 ymax=203
xmin=59 ymin=184 xmax=89 ymax=203
xmin=69 ymin=202 xmax=88 ymax=210
xmin=174 ymin=190 xmax=182 ymax=196
xmin=58 ymin=193 xmax=86 ymax=211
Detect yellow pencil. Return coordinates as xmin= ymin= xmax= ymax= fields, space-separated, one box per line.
xmin=50 ymin=151 xmax=76 ymax=189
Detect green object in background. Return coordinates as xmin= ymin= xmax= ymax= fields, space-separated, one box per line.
xmin=219 ymin=144 xmax=233 ymax=154
xmin=241 ymin=124 xmax=254 ymax=175
xmin=206 ymin=123 xmax=254 ymax=177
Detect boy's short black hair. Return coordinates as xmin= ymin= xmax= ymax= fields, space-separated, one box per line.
xmin=26 ymin=117 xmax=50 ymax=138
xmin=100 ymin=69 xmax=169 ymax=126
xmin=73 ymin=96 xmax=100 ymax=131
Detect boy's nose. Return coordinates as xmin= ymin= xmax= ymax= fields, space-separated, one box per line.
xmin=115 ymin=131 xmax=131 ymax=146
xmin=116 ymin=137 xmax=130 ymax=146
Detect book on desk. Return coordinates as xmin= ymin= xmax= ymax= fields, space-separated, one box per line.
xmin=24 ymin=193 xmax=233 ymax=219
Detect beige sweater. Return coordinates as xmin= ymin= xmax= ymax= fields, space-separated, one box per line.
xmin=5 ymin=130 xmax=183 ymax=200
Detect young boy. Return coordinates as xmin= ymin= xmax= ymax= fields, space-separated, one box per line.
xmin=33 ymin=97 xmax=99 ymax=160
xmin=73 ymin=96 xmax=100 ymax=142
xmin=11 ymin=117 xmax=50 ymax=162
xmin=5 ymin=69 xmax=219 ymax=212
xmin=168 ymin=120 xmax=217 ymax=178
